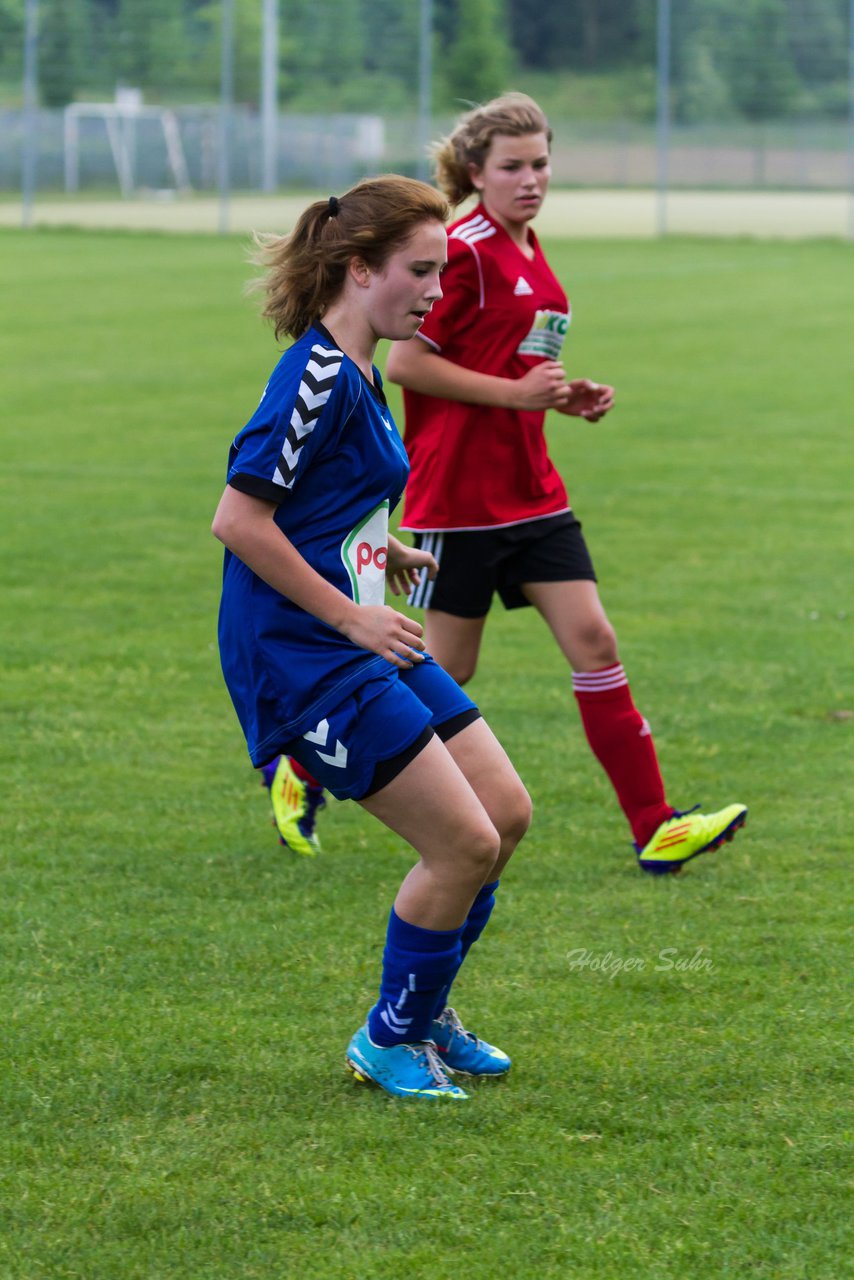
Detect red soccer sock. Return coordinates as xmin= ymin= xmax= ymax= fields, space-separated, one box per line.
xmin=572 ymin=664 xmax=673 ymax=848
xmin=288 ymin=756 xmax=321 ymax=788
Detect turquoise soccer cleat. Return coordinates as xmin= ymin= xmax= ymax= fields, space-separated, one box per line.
xmin=345 ymin=1024 xmax=468 ymax=1100
xmin=636 ymin=803 xmax=748 ymax=874
xmin=431 ymin=1006 xmax=511 ymax=1077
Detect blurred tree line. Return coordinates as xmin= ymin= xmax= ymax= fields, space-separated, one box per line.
xmin=0 ymin=0 xmax=849 ymax=121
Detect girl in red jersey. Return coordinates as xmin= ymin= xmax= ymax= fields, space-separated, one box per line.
xmin=386 ymin=93 xmax=746 ymax=874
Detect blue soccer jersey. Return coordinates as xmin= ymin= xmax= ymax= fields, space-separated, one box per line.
xmin=218 ymin=323 xmax=411 ymax=766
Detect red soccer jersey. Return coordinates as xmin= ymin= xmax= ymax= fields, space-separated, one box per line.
xmin=399 ymin=203 xmax=572 ymax=532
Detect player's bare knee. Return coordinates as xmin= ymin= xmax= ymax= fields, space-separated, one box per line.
xmin=460 ymin=818 xmax=502 ymax=881
xmin=445 ymin=657 xmax=477 ymax=686
xmin=576 ymin=621 xmax=618 ymax=670
xmin=495 ymin=783 xmax=532 ymax=857
xmin=511 ymin=783 xmax=533 ymax=842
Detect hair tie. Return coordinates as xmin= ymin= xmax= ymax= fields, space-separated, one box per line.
xmin=327 ymin=195 xmax=340 ymax=217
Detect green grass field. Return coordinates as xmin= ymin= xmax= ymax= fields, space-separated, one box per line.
xmin=2 ymin=228 xmax=851 ymax=1279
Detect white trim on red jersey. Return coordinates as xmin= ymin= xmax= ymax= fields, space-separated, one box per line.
xmin=446 ymin=214 xmax=495 ymax=310
xmin=399 ymin=505 xmax=572 ymax=535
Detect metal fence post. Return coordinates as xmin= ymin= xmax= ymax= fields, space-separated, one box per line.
xmin=218 ymin=0 xmax=235 ymax=234
xmin=417 ymin=0 xmax=433 ymax=183
xmin=849 ymin=0 xmax=854 ymax=238
xmin=261 ymin=0 xmax=278 ymax=193
xmin=656 ymin=0 xmax=671 ymax=238
xmin=22 ymin=0 xmax=39 ymax=229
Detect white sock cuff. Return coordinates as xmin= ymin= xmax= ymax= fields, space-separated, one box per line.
xmin=572 ymin=663 xmax=628 ymax=693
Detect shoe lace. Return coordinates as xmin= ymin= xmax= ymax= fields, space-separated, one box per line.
xmin=407 ymin=1041 xmax=455 ymax=1089
xmin=437 ymin=1006 xmax=477 ymax=1046
xmin=670 ymin=804 xmax=701 ymax=820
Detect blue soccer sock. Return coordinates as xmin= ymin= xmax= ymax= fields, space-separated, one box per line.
xmin=432 ymin=880 xmax=500 ymax=1022
xmin=367 ymin=909 xmax=464 ymax=1047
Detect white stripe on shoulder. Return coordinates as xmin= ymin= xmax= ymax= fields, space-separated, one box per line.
xmin=462 ymin=228 xmax=498 ymax=249
xmin=453 ymin=211 xmax=492 ymax=232
xmin=451 ymin=214 xmax=497 ymax=245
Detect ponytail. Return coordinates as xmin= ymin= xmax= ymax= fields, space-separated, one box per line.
xmin=253 ymin=175 xmax=449 ymax=341
xmin=432 ymin=92 xmax=552 ymax=205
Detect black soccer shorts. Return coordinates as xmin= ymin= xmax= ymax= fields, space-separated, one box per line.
xmin=407 ymin=511 xmax=597 ymax=617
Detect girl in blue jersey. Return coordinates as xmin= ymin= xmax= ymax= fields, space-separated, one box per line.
xmin=213 ymin=176 xmax=532 ymax=1100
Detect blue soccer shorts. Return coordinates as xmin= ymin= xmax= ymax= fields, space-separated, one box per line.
xmin=282 ymin=655 xmax=479 ymax=802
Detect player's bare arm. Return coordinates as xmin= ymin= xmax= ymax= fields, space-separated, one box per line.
xmin=387 ymin=337 xmax=570 ymax=412
xmin=212 ymin=485 xmax=423 ymax=668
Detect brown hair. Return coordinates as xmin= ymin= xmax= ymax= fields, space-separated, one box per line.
xmin=254 ymin=175 xmax=449 ymax=341
xmin=433 ymin=92 xmax=553 ymax=206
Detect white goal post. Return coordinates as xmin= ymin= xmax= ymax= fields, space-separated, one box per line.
xmin=64 ymin=91 xmax=191 ymax=196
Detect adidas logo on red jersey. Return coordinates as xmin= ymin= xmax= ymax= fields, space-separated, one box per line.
xmin=513 ymin=276 xmax=534 ymax=296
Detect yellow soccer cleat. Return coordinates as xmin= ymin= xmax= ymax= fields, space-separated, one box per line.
xmin=636 ymin=803 xmax=748 ymax=875
xmin=263 ymin=754 xmax=325 ymax=857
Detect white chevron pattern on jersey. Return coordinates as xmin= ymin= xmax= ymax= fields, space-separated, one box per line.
xmin=273 ymin=344 xmax=343 ymax=489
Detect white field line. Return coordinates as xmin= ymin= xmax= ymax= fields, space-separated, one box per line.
xmin=1 ymin=189 xmax=850 ymax=239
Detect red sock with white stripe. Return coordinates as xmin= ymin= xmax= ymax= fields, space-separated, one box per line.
xmin=572 ymin=663 xmax=673 ymax=848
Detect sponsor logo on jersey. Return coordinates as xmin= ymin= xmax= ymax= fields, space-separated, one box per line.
xmin=341 ymin=500 xmax=389 ymax=606
xmin=516 ymin=308 xmax=572 ymax=361
xmin=513 ymin=276 xmax=534 ymax=296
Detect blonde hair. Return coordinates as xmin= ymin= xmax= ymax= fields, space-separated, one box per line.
xmin=433 ymin=92 xmax=553 ymax=206
xmin=254 ymin=175 xmax=449 ymax=341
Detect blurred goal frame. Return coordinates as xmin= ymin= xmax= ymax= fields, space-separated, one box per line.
xmin=64 ymin=101 xmax=191 ymax=197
